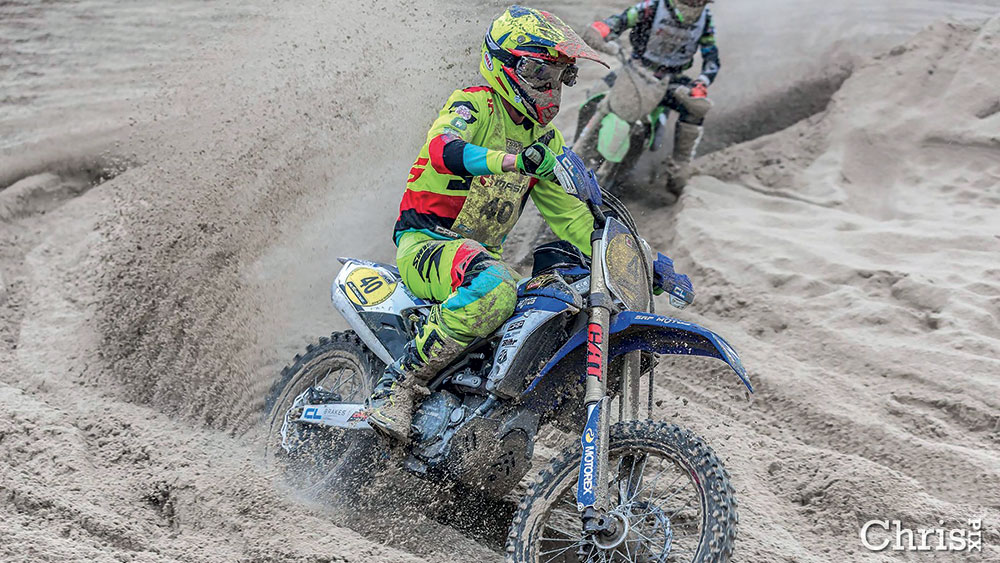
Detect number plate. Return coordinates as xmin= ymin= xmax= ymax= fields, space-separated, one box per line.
xmin=602 ymin=217 xmax=650 ymax=311
xmin=344 ymin=267 xmax=397 ymax=307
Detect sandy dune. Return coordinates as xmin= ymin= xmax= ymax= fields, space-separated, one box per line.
xmin=1 ymin=0 xmax=998 ymax=561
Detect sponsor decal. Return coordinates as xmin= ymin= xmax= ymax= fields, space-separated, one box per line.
xmin=347 ymin=410 xmax=368 ymax=422
xmin=344 ymin=267 xmax=396 ymax=307
xmin=484 ymin=50 xmax=494 ymax=71
xmin=581 ymin=442 xmax=596 ymax=494
xmin=433 ymin=225 xmax=462 ymax=238
xmin=497 ymin=349 xmax=508 ymax=364
xmin=450 ymin=117 xmax=468 ymax=131
xmin=449 ymin=101 xmax=477 ymax=124
xmin=586 ymin=322 xmax=603 ymax=380
xmin=303 ymin=407 xmax=322 ymax=421
xmin=526 ymin=273 xmax=558 ymax=290
xmin=507 ymin=319 xmax=525 ymax=331
xmin=501 ymin=338 xmax=517 ymax=348
xmin=577 ymin=404 xmax=601 ymax=509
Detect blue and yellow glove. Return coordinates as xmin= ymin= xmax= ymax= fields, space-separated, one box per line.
xmin=653 ymin=253 xmax=695 ymax=309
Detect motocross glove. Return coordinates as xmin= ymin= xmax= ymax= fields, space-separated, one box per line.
xmin=690 ymin=82 xmax=709 ymax=99
xmin=584 ymin=23 xmax=620 ymax=56
xmin=652 ymin=253 xmax=695 ymax=309
xmin=516 ymin=142 xmax=559 ymax=183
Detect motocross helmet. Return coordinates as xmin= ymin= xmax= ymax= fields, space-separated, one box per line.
xmin=481 ymin=6 xmax=608 ymax=126
xmin=670 ymin=0 xmax=712 ymax=25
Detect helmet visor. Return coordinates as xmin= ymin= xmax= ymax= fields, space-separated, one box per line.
xmin=516 ymin=57 xmax=579 ymax=90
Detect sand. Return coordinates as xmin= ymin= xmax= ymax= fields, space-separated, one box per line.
xmin=1 ymin=0 xmax=998 ymax=561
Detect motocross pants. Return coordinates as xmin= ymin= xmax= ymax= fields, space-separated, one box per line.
xmin=396 ymin=232 xmax=519 ymax=365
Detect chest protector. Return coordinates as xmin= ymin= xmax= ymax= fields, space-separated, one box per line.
xmin=451 ymin=108 xmax=540 ymax=252
xmin=641 ymin=2 xmax=707 ymax=69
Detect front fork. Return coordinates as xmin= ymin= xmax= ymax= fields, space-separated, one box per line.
xmin=576 ymin=219 xmax=650 ymax=542
xmin=576 ymin=228 xmax=615 ymax=532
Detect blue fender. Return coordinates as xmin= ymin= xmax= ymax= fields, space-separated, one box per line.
xmin=526 ymin=311 xmax=752 ymax=394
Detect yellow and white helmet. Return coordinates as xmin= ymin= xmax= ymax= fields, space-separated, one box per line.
xmin=481 ymin=6 xmax=608 ymax=126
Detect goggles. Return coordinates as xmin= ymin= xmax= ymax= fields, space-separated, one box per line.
xmin=516 ymin=56 xmax=579 ymax=90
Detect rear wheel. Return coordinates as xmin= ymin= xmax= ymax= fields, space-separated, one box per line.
xmin=264 ymin=331 xmax=383 ymax=496
xmin=506 ymin=421 xmax=738 ymax=562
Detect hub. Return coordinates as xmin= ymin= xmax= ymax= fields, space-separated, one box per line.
xmin=592 ymin=511 xmax=631 ymax=550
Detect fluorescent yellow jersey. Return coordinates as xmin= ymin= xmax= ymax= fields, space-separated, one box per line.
xmin=394 ymin=86 xmax=594 ymax=256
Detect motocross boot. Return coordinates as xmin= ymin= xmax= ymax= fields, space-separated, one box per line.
xmin=366 ymin=345 xmax=426 ymax=442
xmin=666 ymin=121 xmax=703 ymax=196
xmin=367 ymin=324 xmax=466 ymax=442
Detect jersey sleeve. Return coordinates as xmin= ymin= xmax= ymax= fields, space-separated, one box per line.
xmin=529 ymin=129 xmax=595 ymax=256
xmin=424 ymin=89 xmax=506 ymax=177
xmin=698 ymin=9 xmax=720 ymax=85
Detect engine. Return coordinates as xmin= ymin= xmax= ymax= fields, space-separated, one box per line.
xmin=407 ymin=391 xmax=538 ymax=497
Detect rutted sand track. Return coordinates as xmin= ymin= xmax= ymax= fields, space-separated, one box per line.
xmin=2 ymin=1 xmax=999 ymax=561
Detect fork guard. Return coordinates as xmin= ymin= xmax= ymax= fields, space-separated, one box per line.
xmin=597 ymin=112 xmax=632 ymax=163
xmin=529 ymin=311 xmax=752 ymax=394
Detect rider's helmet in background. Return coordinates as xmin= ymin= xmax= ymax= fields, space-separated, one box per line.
xmin=480 ymin=6 xmax=607 ymax=126
xmin=670 ymin=0 xmax=712 ymax=25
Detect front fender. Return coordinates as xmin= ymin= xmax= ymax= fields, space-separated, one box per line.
xmin=597 ymin=112 xmax=632 ymax=163
xmin=528 ymin=311 xmax=752 ymax=394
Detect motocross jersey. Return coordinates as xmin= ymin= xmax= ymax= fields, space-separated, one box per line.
xmin=394 ymin=86 xmax=594 ymax=256
xmin=599 ymin=0 xmax=720 ymax=83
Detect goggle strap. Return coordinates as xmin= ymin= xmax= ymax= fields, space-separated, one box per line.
xmin=485 ymin=32 xmax=519 ymax=68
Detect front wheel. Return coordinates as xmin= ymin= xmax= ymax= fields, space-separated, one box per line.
xmin=506 ymin=421 xmax=738 ymax=562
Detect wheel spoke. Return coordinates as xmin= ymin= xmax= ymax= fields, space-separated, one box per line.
xmin=618 ymin=453 xmax=649 ymax=506
xmin=649 ymin=476 xmax=693 ymax=511
xmin=631 ymin=464 xmax=682 ymax=507
xmin=327 ymin=366 xmax=349 ymax=394
xmin=543 ymin=522 xmax=581 ymax=540
xmin=539 ymin=540 xmax=587 ymax=557
xmin=668 ymin=500 xmax=695 ymax=520
xmin=541 ymin=536 xmax=585 ymax=544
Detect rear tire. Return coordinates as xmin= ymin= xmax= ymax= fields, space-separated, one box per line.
xmin=506 ymin=421 xmax=738 ymax=562
xmin=264 ymin=331 xmax=383 ymax=497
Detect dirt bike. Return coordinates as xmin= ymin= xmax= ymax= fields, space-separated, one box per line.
xmin=264 ymin=148 xmax=752 ymax=562
xmin=573 ymin=50 xmax=710 ymax=195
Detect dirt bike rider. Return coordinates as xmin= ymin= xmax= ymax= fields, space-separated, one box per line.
xmin=365 ymin=6 xmax=612 ymax=442
xmin=582 ymin=0 xmax=720 ymax=194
